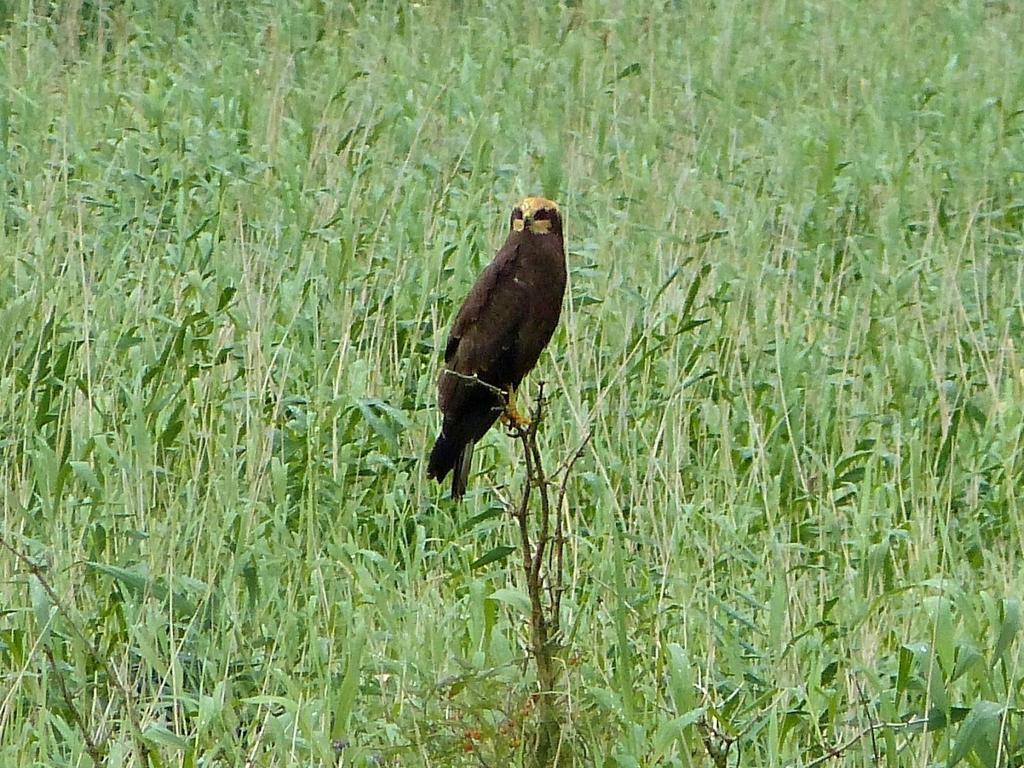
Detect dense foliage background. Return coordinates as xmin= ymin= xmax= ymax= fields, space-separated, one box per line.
xmin=2 ymin=1 xmax=1022 ymax=765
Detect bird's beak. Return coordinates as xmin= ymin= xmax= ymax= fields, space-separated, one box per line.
xmin=523 ymin=215 xmax=533 ymax=227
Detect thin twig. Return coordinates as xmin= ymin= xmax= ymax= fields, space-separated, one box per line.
xmin=516 ymin=431 xmax=534 ymax=581
xmin=551 ymin=429 xmax=591 ymax=628
xmin=46 ymin=644 xmax=104 ymax=763
xmin=529 ymin=386 xmax=551 ymax=590
xmin=799 ymin=718 xmax=933 ymax=768
xmin=441 ymin=368 xmax=507 ymax=398
xmin=554 ymin=429 xmax=592 ymax=514
xmin=0 ymin=534 xmax=153 ymax=767
xmin=854 ymin=676 xmax=879 ymax=765
xmin=698 ymin=718 xmax=734 ymax=768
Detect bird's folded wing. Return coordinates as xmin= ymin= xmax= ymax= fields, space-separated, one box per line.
xmin=440 ymin=245 xmax=525 ymax=408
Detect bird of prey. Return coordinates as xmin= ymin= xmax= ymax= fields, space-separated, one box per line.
xmin=427 ymin=196 xmax=567 ymax=499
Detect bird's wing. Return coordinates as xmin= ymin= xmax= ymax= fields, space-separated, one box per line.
xmin=436 ymin=241 xmax=528 ymax=428
xmin=444 ymin=242 xmax=525 ymax=376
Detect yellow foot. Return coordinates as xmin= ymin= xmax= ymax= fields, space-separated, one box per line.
xmin=500 ymin=387 xmax=531 ymax=430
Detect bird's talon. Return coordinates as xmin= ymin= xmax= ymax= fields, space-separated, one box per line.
xmin=500 ymin=387 xmax=531 ymax=430
xmin=501 ymin=408 xmax=531 ymax=431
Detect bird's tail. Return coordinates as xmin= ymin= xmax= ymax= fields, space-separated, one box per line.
xmin=451 ymin=441 xmax=474 ymax=500
xmin=427 ymin=432 xmax=475 ymax=500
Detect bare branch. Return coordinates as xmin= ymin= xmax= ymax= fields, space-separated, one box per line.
xmin=507 ymin=380 xmax=570 ymax=766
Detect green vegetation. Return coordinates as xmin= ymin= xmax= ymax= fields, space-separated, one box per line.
xmin=2 ymin=1 xmax=1023 ymax=765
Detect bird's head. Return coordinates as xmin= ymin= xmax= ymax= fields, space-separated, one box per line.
xmin=510 ymin=196 xmax=562 ymax=236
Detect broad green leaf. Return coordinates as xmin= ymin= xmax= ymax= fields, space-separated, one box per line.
xmin=332 ymin=625 xmax=366 ymax=739
xmin=142 ymin=723 xmax=188 ymax=750
xmin=29 ymin=575 xmax=55 ymax=639
xmin=947 ymin=701 xmax=1002 ymax=767
xmin=69 ymin=461 xmax=102 ymax=493
xmin=487 ymin=588 xmax=531 ymax=615
xmin=652 ymin=707 xmax=705 ymax=758
xmin=471 ymin=545 xmax=516 ymax=569
xmin=666 ymin=643 xmax=696 ymax=714
xmin=991 ymin=598 xmax=1020 ymax=667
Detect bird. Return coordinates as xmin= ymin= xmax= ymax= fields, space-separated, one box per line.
xmin=427 ymin=196 xmax=567 ymax=500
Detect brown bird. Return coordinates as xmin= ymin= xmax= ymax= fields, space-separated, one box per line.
xmin=427 ymin=196 xmax=567 ymax=499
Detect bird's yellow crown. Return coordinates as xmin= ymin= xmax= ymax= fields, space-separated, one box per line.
xmin=518 ymin=196 xmax=559 ymax=216
xmin=512 ymin=196 xmax=560 ymax=234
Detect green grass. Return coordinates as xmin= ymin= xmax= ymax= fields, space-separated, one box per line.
xmin=2 ymin=1 xmax=1023 ymax=765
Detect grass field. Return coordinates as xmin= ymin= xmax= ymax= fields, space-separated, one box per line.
xmin=2 ymin=1 xmax=1023 ymax=765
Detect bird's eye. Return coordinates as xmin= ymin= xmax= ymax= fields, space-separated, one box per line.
xmin=533 ymin=209 xmax=550 ymax=221
xmin=511 ymin=208 xmax=524 ymax=219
